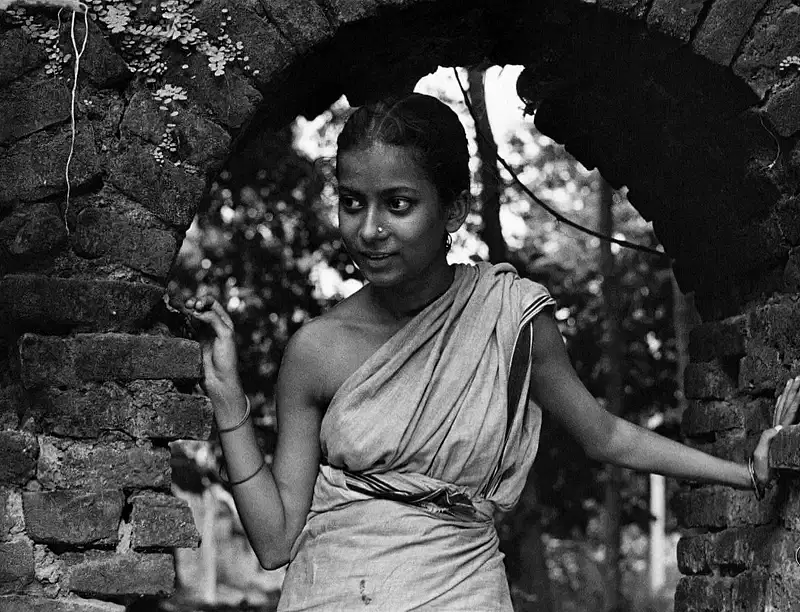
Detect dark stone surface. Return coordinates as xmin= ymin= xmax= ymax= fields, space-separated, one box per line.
xmin=68 ymin=19 xmax=131 ymax=88
xmin=19 ymin=333 xmax=202 ymax=388
xmin=74 ymin=207 xmax=179 ymax=278
xmin=684 ymin=361 xmax=738 ymax=400
xmin=63 ymin=551 xmax=175 ymax=597
xmin=673 ymin=486 xmax=777 ymax=528
xmin=688 ymin=317 xmax=749 ymax=362
xmin=0 ymin=596 xmax=124 ymax=612
xmin=173 ymin=111 xmax=231 ymax=172
xmin=23 ymin=490 xmax=124 ymax=546
xmin=646 ymin=0 xmax=706 ymax=42
xmin=129 ymin=491 xmax=200 ymax=549
xmin=37 ymin=438 xmax=171 ymax=491
xmin=0 ymin=430 xmax=38 ymax=486
xmin=597 ymin=0 xmax=649 ymax=19
xmin=259 ymin=0 xmax=335 ymax=53
xmin=0 ymin=203 xmax=68 ymax=268
xmin=0 ymin=275 xmax=165 ymax=334
xmin=692 ymin=0 xmax=770 ymax=66
xmin=0 ymin=29 xmax=46 ymax=86
xmin=0 ymin=79 xmax=71 ymax=145
xmin=120 ymin=91 xmax=166 ymax=145
xmin=764 ymin=79 xmax=800 ymax=136
xmin=0 ymin=126 xmax=100 ymax=204
xmin=0 ymin=539 xmax=34 ymax=594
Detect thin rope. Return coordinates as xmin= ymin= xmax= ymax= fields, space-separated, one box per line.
xmin=453 ymin=68 xmax=669 ymax=261
xmin=64 ymin=4 xmax=89 ymax=235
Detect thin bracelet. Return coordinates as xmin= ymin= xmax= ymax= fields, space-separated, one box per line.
xmin=217 ymin=395 xmax=251 ymax=434
xmin=219 ymin=458 xmax=265 ymax=486
xmin=748 ymin=455 xmax=765 ymax=501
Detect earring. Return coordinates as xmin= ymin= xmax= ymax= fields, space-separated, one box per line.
xmin=445 ymin=233 xmax=453 ymax=251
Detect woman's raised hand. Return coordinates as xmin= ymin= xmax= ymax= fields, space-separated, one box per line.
xmin=185 ymin=296 xmax=242 ymax=404
xmin=752 ymin=375 xmax=800 ymax=490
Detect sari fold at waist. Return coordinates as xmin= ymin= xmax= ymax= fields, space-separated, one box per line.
xmin=311 ymin=464 xmax=496 ymax=525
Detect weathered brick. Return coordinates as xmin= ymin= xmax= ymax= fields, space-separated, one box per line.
xmin=35 ymin=382 xmax=211 ymax=441
xmin=673 ymin=486 xmax=777 ymax=528
xmin=172 ymin=111 xmax=231 ymax=172
xmin=784 ymin=248 xmax=800 ymax=292
xmin=738 ymin=347 xmax=790 ymax=395
xmin=682 ymin=400 xmax=744 ymax=436
xmin=321 ymin=0 xmax=381 ymax=24
xmin=23 ymin=490 xmax=124 ymax=546
xmin=766 ymin=573 xmax=800 ymax=611
xmin=781 ymin=480 xmax=800 ymax=530
xmin=0 ymin=489 xmax=24 ymax=543
xmin=691 ymin=0 xmax=769 ymax=66
xmin=108 ymin=146 xmax=204 ymax=228
xmin=764 ymin=79 xmax=800 ymax=137
xmin=68 ymin=19 xmax=131 ymax=88
xmin=684 ymin=361 xmax=737 ymax=400
xmin=677 ymin=533 xmax=711 ymax=575
xmin=129 ymin=491 xmax=199 ymax=550
xmin=37 ymin=438 xmax=171 ymax=491
xmin=119 ymin=91 xmax=166 ymax=145
xmin=19 ymin=333 xmax=202 ymax=388
xmin=64 ymin=551 xmax=174 ymax=598
xmin=0 ymin=430 xmax=38 ymax=486
xmin=0 ymin=595 xmax=125 ymax=612
xmin=733 ymin=0 xmax=800 ymax=98
xmin=0 ymin=79 xmax=71 ymax=145
xmin=675 ymin=571 xmax=768 ymax=612
xmin=694 ymin=431 xmax=751 ymax=464
xmin=0 ymin=275 xmax=165 ymax=334
xmin=646 ymin=0 xmax=705 ymax=42
xmin=688 ymin=316 xmax=748 ymax=362
xmin=0 ymin=203 xmax=68 ymax=263
xmin=74 ymin=208 xmax=179 ymax=278
xmin=597 ymin=0 xmax=649 ymax=19
xmin=770 ymin=424 xmax=800 ymax=471
xmin=0 ymin=126 xmax=100 ymax=204
xmin=0 ymin=539 xmax=34 ymax=594
xmin=259 ymin=0 xmax=335 ymax=53
xmin=0 ymin=29 xmax=47 ymax=86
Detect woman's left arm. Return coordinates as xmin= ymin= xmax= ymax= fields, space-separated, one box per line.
xmin=527 ymin=313 xmax=800 ymax=490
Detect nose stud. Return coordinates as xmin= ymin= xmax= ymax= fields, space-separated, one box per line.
xmin=377 ymin=226 xmax=385 ymax=234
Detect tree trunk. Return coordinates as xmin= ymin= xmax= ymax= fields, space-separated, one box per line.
xmin=467 ymin=68 xmax=507 ymax=264
xmin=599 ymin=177 xmax=624 ymax=611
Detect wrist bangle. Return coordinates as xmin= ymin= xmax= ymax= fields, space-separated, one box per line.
xmin=217 ymin=395 xmax=251 ymax=434
xmin=748 ymin=455 xmax=765 ymax=501
xmin=219 ymin=457 xmax=265 ymax=486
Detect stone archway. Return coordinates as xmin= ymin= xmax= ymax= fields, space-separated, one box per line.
xmin=1 ymin=1 xmax=799 ymax=610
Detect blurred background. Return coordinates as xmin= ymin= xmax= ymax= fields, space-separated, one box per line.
xmin=160 ymin=65 xmax=698 ymax=612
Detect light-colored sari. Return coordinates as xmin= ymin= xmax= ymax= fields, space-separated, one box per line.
xmin=278 ymin=262 xmax=555 ymax=611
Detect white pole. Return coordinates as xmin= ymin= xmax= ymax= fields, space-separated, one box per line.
xmin=649 ymin=473 xmax=666 ymax=594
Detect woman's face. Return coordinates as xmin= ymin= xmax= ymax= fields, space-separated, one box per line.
xmin=337 ymin=142 xmax=454 ymax=289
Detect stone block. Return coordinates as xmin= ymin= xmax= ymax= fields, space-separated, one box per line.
xmin=37 ymin=438 xmax=171 ymax=491
xmin=23 ymin=490 xmax=124 ymax=546
xmin=34 ymin=382 xmax=211 ymax=441
xmin=691 ymin=0 xmax=769 ymax=66
xmin=0 ymin=430 xmax=38 ymax=486
xmin=74 ymin=208 xmax=179 ymax=278
xmin=0 ymin=489 xmax=24 ymax=543
xmin=733 ymin=0 xmax=800 ymax=98
xmin=0 ymin=203 xmax=68 ymax=263
xmin=673 ymin=486 xmax=777 ymax=528
xmin=781 ymin=480 xmax=800 ymax=530
xmin=169 ymin=52 xmax=261 ymax=130
xmin=173 ymin=111 xmax=231 ymax=172
xmin=684 ymin=361 xmax=737 ymax=400
xmin=120 ymin=91 xmax=167 ymax=145
xmin=0 ymin=29 xmax=47 ymax=86
xmin=64 ymin=551 xmax=174 ymax=598
xmin=0 ymin=596 xmax=125 ymax=612
xmin=323 ymin=0 xmax=381 ymax=24
xmin=597 ymin=0 xmax=649 ymax=19
xmin=784 ymin=248 xmax=800 ymax=292
xmin=688 ymin=316 xmax=748 ymax=362
xmin=766 ymin=573 xmax=800 ymax=612
xmin=770 ymin=424 xmax=800 ymax=470
xmin=646 ymin=0 xmax=706 ymax=42
xmin=764 ymin=79 xmax=800 ymax=137
xmin=0 ymin=275 xmax=165 ymax=334
xmin=695 ymin=431 xmax=751 ymax=464
xmin=129 ymin=491 xmax=200 ymax=550
xmin=0 ymin=79 xmax=71 ymax=145
xmin=108 ymin=146 xmax=204 ymax=228
xmin=259 ymin=0 xmax=335 ymax=52
xmin=677 ymin=533 xmax=711 ymax=575
xmin=19 ymin=333 xmax=202 ymax=388
xmin=68 ymin=19 xmax=131 ymax=88
xmin=0 ymin=126 xmax=100 ymax=204
xmin=738 ymin=346 xmax=786 ymax=395
xmin=674 ymin=571 xmax=768 ymax=612
xmin=681 ymin=399 xmax=772 ymax=437
xmin=0 ymin=539 xmax=34 ymax=594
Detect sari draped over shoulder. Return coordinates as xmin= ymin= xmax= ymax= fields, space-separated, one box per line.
xmin=278 ymin=262 xmax=555 ymax=611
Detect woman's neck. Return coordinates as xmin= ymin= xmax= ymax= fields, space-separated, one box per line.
xmin=369 ymin=261 xmax=454 ymax=322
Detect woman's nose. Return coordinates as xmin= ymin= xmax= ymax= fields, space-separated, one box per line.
xmin=359 ymin=208 xmax=385 ymax=242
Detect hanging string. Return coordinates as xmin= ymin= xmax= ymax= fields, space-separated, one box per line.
xmin=63 ymin=3 xmax=89 ymax=236
xmin=452 ymin=68 xmax=669 ymax=261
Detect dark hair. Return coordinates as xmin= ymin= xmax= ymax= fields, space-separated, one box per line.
xmin=336 ymin=93 xmax=470 ymax=206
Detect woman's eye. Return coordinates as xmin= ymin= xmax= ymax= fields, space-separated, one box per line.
xmin=339 ymin=195 xmax=362 ymax=210
xmin=388 ymin=198 xmax=412 ymax=212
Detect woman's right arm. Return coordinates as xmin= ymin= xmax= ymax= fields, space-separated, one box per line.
xmin=187 ymin=297 xmax=324 ymax=570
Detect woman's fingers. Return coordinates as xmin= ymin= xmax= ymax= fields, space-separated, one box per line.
xmin=776 ymin=376 xmax=800 ymax=427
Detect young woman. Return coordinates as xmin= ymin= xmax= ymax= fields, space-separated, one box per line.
xmin=185 ymin=93 xmax=800 ymax=610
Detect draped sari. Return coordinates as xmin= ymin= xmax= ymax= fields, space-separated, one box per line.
xmin=278 ymin=262 xmax=555 ymax=611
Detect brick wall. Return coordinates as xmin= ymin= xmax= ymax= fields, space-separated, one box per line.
xmin=1 ymin=0 xmax=799 ymax=610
